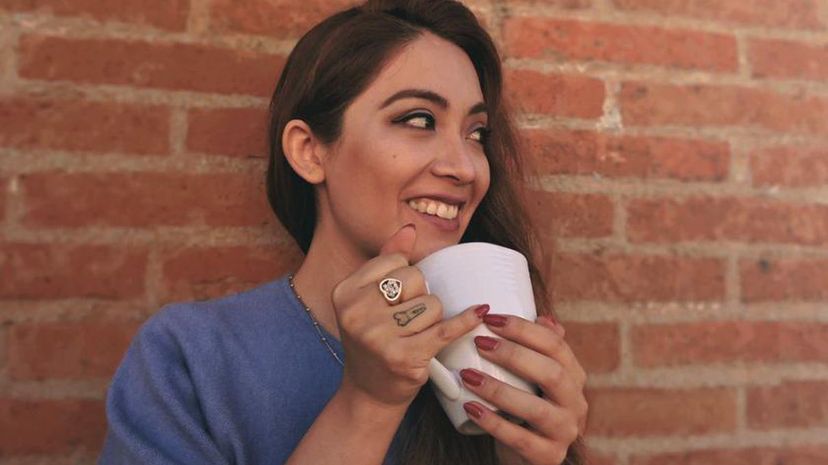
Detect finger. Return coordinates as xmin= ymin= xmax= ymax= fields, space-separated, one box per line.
xmin=484 ymin=314 xmax=586 ymax=390
xmin=347 ymin=224 xmax=417 ymax=289
xmin=474 ymin=336 xmax=583 ymax=410
xmin=463 ymin=401 xmax=567 ymax=465
xmin=410 ymin=302 xmax=489 ymax=357
xmin=379 ymin=223 xmax=417 ymax=258
xmin=459 ymin=368 xmax=578 ymax=442
xmin=371 ymin=265 xmax=428 ymax=303
xmin=380 ymin=294 xmax=444 ymax=336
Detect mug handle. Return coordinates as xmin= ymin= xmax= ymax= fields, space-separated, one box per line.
xmin=428 ymin=358 xmax=461 ymax=400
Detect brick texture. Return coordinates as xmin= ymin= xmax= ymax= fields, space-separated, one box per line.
xmin=749 ymin=38 xmax=828 ymax=82
xmin=0 ymin=399 xmax=106 ymax=455
xmin=741 ymin=258 xmax=828 ymax=302
xmin=208 ymin=0 xmax=355 ymax=38
xmin=747 ymin=380 xmax=828 ymax=430
xmin=186 ymin=107 xmax=269 ymax=158
xmin=505 ymin=70 xmax=605 ymax=118
xmin=631 ymin=445 xmax=828 ymax=465
xmin=526 ymin=190 xmax=614 ymax=238
xmin=1 ymin=0 xmax=190 ymax=30
xmin=751 ymin=145 xmax=828 ymax=187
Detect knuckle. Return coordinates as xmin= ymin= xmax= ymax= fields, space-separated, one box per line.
xmin=550 ymin=445 xmax=568 ymax=465
xmin=540 ymin=365 xmax=564 ymax=390
xmin=510 ymin=435 xmax=533 ymax=457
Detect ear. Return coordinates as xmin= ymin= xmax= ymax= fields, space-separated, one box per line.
xmin=281 ymin=119 xmax=328 ymax=184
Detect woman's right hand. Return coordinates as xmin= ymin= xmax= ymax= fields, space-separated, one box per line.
xmin=331 ymin=223 xmax=488 ymax=409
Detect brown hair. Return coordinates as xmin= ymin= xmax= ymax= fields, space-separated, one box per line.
xmin=266 ymin=1 xmax=584 ymax=464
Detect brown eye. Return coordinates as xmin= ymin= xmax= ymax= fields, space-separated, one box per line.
xmin=396 ymin=112 xmax=435 ymax=130
xmin=469 ymin=127 xmax=490 ymax=144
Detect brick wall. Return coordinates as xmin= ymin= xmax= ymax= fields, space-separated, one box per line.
xmin=1 ymin=1 xmax=827 ymax=463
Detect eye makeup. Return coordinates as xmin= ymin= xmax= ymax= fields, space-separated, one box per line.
xmin=393 ymin=111 xmax=490 ymax=144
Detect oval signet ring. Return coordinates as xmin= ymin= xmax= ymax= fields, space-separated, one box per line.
xmin=379 ymin=277 xmax=403 ymax=304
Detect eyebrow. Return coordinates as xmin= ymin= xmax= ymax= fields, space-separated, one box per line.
xmin=379 ymin=88 xmax=488 ymax=117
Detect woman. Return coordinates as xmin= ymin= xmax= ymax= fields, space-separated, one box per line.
xmin=99 ymin=1 xmax=588 ymax=464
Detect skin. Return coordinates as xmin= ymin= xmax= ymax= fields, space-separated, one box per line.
xmin=283 ymin=32 xmax=587 ymax=465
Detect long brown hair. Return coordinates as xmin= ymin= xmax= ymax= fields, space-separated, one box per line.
xmin=266 ymin=1 xmax=584 ymax=464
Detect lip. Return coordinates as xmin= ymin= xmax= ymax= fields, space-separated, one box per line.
xmin=406 ymin=203 xmax=460 ymax=232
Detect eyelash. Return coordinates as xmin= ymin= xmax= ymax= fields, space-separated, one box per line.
xmin=395 ymin=112 xmax=490 ymax=145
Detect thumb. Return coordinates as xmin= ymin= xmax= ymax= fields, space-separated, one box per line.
xmin=379 ymin=223 xmax=417 ymax=260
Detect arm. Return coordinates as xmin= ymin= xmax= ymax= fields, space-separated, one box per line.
xmin=98 ymin=307 xmax=229 ymax=464
xmin=285 ymin=378 xmax=410 ymax=465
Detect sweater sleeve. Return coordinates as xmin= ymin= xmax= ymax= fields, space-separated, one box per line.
xmin=98 ymin=305 xmax=230 ymax=465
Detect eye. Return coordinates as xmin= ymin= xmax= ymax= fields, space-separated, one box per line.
xmin=469 ymin=126 xmax=491 ymax=144
xmin=395 ymin=112 xmax=435 ymax=130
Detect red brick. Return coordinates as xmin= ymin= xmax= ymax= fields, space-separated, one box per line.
xmin=504 ymin=17 xmax=737 ymax=72
xmin=627 ymin=197 xmax=828 ymax=246
xmin=0 ymin=177 xmax=6 ymax=222
xmin=585 ymin=387 xmax=737 ymax=436
xmin=750 ymin=38 xmax=828 ymax=82
xmin=585 ymin=450 xmax=620 ymax=465
xmin=0 ymin=398 xmax=105 ymax=455
xmin=0 ymin=98 xmax=169 ymax=155
xmin=505 ymin=70 xmax=605 ymax=119
xmin=612 ymin=0 xmax=825 ymax=30
xmin=523 ymin=129 xmax=729 ymax=181
xmin=526 ymin=190 xmax=614 ymax=238
xmin=741 ymin=258 xmax=828 ymax=302
xmin=510 ymin=0 xmax=592 ymax=6
xmin=19 ymin=35 xmax=283 ymax=97
xmin=563 ymin=322 xmax=621 ymax=373
xmin=208 ymin=0 xmax=354 ymax=38
xmin=549 ymin=253 xmax=725 ymax=302
xmin=8 ymin=320 xmax=141 ymax=380
xmin=186 ymin=107 xmax=268 ymax=158
xmin=631 ymin=445 xmax=828 ymax=465
xmin=160 ymin=244 xmax=302 ymax=302
xmin=632 ymin=321 xmax=828 ymax=367
xmin=1 ymin=0 xmax=189 ymax=31
xmin=751 ymin=145 xmax=828 ymax=187
xmin=748 ymin=381 xmax=828 ymax=429
xmin=620 ymin=81 xmax=828 ymax=135
xmin=21 ymin=171 xmax=273 ymax=228
xmin=0 ymin=243 xmax=146 ymax=299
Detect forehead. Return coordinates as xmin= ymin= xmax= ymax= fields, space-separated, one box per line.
xmin=357 ymin=32 xmax=484 ymax=109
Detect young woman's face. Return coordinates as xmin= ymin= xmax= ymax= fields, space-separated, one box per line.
xmin=319 ymin=32 xmax=491 ymax=263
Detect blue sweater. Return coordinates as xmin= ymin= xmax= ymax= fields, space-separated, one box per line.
xmin=98 ymin=274 xmax=418 ymax=464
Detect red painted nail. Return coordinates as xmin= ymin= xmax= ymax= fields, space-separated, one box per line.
xmin=474 ymin=336 xmax=499 ymax=351
xmin=482 ymin=314 xmax=508 ymax=327
xmin=474 ymin=304 xmax=490 ymax=318
xmin=460 ymin=368 xmax=484 ymax=387
xmin=463 ymin=402 xmax=484 ymax=419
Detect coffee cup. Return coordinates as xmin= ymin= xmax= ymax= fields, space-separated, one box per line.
xmin=415 ymin=242 xmax=538 ymax=435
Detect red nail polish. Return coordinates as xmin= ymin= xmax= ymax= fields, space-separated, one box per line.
xmin=474 ymin=304 xmax=490 ymax=318
xmin=482 ymin=314 xmax=507 ymax=327
xmin=474 ymin=336 xmax=499 ymax=351
xmin=463 ymin=402 xmax=484 ymax=419
xmin=460 ymin=368 xmax=484 ymax=387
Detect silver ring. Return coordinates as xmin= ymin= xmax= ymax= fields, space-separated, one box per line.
xmin=379 ymin=277 xmax=403 ymax=304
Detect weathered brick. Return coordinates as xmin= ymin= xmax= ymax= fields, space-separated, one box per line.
xmin=751 ymin=145 xmax=828 ymax=187
xmin=186 ymin=107 xmax=268 ymax=158
xmin=563 ymin=322 xmax=621 ymax=373
xmin=632 ymin=322 xmax=828 ymax=367
xmin=8 ymin=320 xmax=141 ymax=380
xmin=504 ymin=17 xmax=737 ymax=72
xmin=208 ymin=0 xmax=354 ymax=38
xmin=505 ymin=70 xmax=605 ymax=118
xmin=21 ymin=172 xmax=273 ymax=228
xmin=0 ymin=243 xmax=147 ymax=299
xmin=620 ymin=81 xmax=828 ymax=135
xmin=741 ymin=258 xmax=828 ymax=302
xmin=526 ymin=190 xmax=614 ymax=238
xmin=0 ymin=98 xmax=169 ymax=154
xmin=160 ymin=244 xmax=302 ymax=302
xmin=627 ymin=197 xmax=828 ymax=246
xmin=0 ymin=177 xmax=6 ymax=222
xmin=631 ymin=445 xmax=828 ymax=465
xmin=585 ymin=387 xmax=737 ymax=436
xmin=549 ymin=253 xmax=725 ymax=302
xmin=522 ymin=129 xmax=729 ymax=181
xmin=747 ymin=381 xmax=828 ymax=429
xmin=1 ymin=0 xmax=190 ymax=31
xmin=750 ymin=38 xmax=828 ymax=81
xmin=611 ymin=0 xmax=825 ymax=29
xmin=19 ymin=35 xmax=284 ymax=96
xmin=0 ymin=399 xmax=105 ymax=455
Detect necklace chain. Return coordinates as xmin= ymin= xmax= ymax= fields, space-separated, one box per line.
xmin=287 ymin=273 xmax=345 ymax=367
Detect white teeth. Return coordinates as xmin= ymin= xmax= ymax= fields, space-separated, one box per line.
xmin=407 ymin=199 xmax=459 ymax=220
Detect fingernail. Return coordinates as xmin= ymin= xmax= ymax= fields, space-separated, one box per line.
xmin=460 ymin=368 xmax=484 ymax=387
xmin=482 ymin=314 xmax=507 ymax=327
xmin=463 ymin=402 xmax=484 ymax=419
xmin=474 ymin=336 xmax=499 ymax=351
xmin=474 ymin=304 xmax=490 ymax=318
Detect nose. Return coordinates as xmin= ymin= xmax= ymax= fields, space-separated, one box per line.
xmin=431 ymin=136 xmax=478 ymax=184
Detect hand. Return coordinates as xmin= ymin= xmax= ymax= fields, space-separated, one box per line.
xmin=331 ymin=224 xmax=488 ymax=409
xmin=458 ymin=315 xmax=588 ymax=465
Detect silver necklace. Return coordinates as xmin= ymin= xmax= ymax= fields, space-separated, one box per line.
xmin=287 ymin=273 xmax=345 ymax=367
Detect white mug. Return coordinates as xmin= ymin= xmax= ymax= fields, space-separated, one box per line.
xmin=415 ymin=242 xmax=538 ymax=435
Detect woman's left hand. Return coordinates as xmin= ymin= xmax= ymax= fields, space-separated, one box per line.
xmin=459 ymin=314 xmax=588 ymax=465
